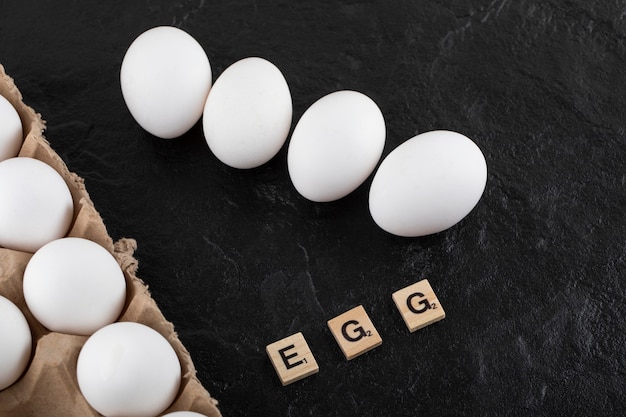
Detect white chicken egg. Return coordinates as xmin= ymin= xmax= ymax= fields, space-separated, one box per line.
xmin=162 ymin=413 xmax=208 ymax=417
xmin=77 ymin=322 xmax=181 ymax=417
xmin=120 ymin=26 xmax=212 ymax=139
xmin=202 ymin=57 xmax=292 ymax=169
xmin=369 ymin=130 xmax=487 ymax=237
xmin=23 ymin=237 xmax=126 ymax=335
xmin=0 ymin=157 xmax=74 ymax=253
xmin=0 ymin=295 xmax=32 ymax=390
xmin=0 ymin=95 xmax=23 ymax=162
xmin=287 ymin=90 xmax=385 ymax=202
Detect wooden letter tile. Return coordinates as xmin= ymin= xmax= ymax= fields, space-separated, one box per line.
xmin=392 ymin=279 xmax=445 ymax=332
xmin=266 ymin=332 xmax=319 ymax=386
xmin=327 ymin=305 xmax=382 ymax=360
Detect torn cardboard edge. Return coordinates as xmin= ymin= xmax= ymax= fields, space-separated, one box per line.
xmin=0 ymin=64 xmax=221 ymax=417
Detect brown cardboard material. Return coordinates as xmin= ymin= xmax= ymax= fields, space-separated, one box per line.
xmin=0 ymin=65 xmax=221 ymax=417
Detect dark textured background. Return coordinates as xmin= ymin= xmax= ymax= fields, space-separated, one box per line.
xmin=2 ymin=1 xmax=626 ymax=415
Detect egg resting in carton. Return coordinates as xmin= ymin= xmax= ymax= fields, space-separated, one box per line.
xmin=0 ymin=65 xmax=221 ymax=417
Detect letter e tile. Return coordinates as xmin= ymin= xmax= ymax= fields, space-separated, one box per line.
xmin=266 ymin=332 xmax=319 ymax=386
xmin=392 ymin=279 xmax=445 ymax=332
xmin=327 ymin=305 xmax=382 ymax=361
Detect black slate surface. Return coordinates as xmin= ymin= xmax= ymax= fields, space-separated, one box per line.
xmin=2 ymin=1 xmax=626 ymax=416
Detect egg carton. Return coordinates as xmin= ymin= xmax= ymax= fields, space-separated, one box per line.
xmin=0 ymin=65 xmax=221 ymax=417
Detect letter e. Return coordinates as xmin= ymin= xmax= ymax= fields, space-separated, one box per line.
xmin=278 ymin=344 xmax=304 ymax=369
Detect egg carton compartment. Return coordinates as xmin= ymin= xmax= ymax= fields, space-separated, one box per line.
xmin=0 ymin=65 xmax=221 ymax=417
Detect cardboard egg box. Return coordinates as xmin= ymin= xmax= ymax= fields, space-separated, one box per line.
xmin=0 ymin=65 xmax=221 ymax=417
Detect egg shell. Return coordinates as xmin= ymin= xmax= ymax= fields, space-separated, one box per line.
xmin=0 ymin=94 xmax=23 ymax=162
xmin=287 ymin=90 xmax=385 ymax=202
xmin=202 ymin=57 xmax=292 ymax=169
xmin=369 ymin=130 xmax=487 ymax=237
xmin=162 ymin=413 xmax=208 ymax=417
xmin=121 ymin=26 xmax=212 ymax=139
xmin=77 ymin=322 xmax=181 ymax=417
xmin=23 ymin=237 xmax=126 ymax=336
xmin=0 ymin=157 xmax=74 ymax=253
xmin=0 ymin=295 xmax=32 ymax=391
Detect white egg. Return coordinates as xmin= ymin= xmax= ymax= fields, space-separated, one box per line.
xmin=77 ymin=322 xmax=181 ymax=417
xmin=0 ymin=157 xmax=74 ymax=253
xmin=121 ymin=26 xmax=212 ymax=139
xmin=162 ymin=413 xmax=208 ymax=417
xmin=202 ymin=57 xmax=292 ymax=169
xmin=0 ymin=295 xmax=32 ymax=390
xmin=287 ymin=90 xmax=385 ymax=202
xmin=369 ymin=130 xmax=487 ymax=237
xmin=0 ymin=95 xmax=23 ymax=162
xmin=23 ymin=237 xmax=126 ymax=335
